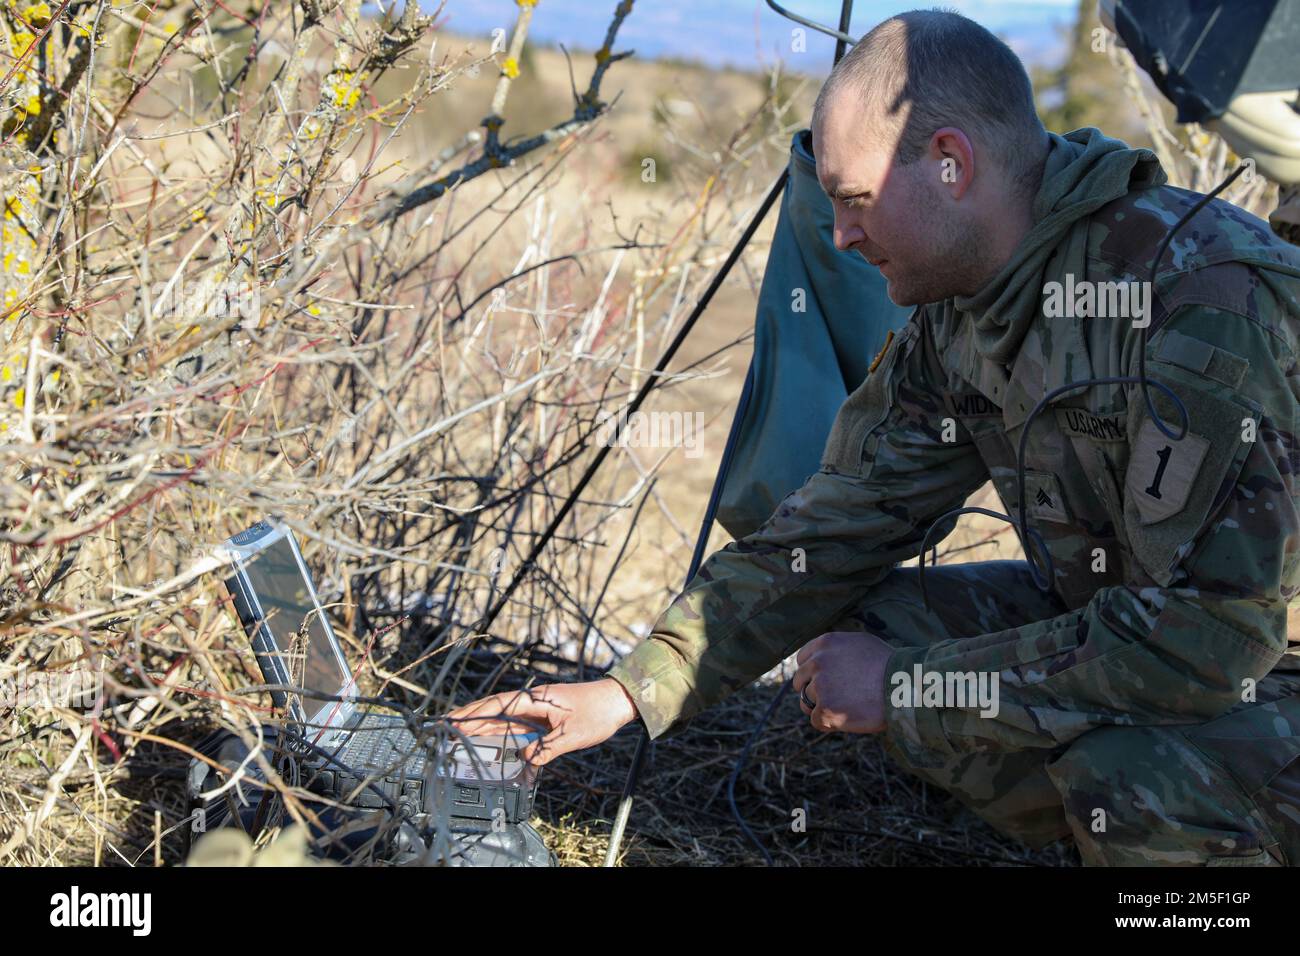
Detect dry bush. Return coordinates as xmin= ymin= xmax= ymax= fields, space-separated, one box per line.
xmin=3 ymin=3 xmax=1277 ymax=870
xmin=0 ymin=0 xmax=803 ymax=865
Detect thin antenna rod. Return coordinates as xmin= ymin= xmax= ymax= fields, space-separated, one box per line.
xmin=603 ymin=0 xmax=859 ymax=868
xmin=834 ymin=1 xmax=855 ymax=63
xmin=765 ymin=0 xmax=856 ymax=45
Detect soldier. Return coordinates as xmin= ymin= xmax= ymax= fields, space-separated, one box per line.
xmin=449 ymin=10 xmax=1300 ymax=865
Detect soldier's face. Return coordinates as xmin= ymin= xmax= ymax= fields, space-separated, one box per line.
xmin=813 ymin=93 xmax=984 ymax=306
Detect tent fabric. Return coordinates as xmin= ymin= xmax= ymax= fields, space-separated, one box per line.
xmin=717 ymin=129 xmax=913 ymax=539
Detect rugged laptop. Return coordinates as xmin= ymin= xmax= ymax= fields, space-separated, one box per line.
xmin=214 ymin=517 xmax=540 ymax=824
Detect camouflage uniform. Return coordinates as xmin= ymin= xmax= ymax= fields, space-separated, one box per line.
xmin=608 ymin=128 xmax=1300 ymax=865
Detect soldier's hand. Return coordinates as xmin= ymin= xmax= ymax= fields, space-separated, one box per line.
xmin=444 ymin=678 xmax=639 ymax=766
xmin=793 ymin=631 xmax=892 ymax=734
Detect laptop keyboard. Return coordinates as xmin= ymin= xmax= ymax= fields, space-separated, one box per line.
xmin=333 ymin=712 xmax=424 ymax=779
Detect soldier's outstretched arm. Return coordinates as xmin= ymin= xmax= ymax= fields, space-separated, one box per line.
xmin=885 ymin=303 xmax=1300 ymax=767
xmin=607 ymin=311 xmax=991 ymax=738
xmin=446 ymin=311 xmax=987 ymax=762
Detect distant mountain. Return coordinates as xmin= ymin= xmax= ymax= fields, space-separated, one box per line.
xmin=407 ymin=0 xmax=1077 ymax=73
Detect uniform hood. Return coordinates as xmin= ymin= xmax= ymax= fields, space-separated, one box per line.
xmin=955 ymin=127 xmax=1167 ymax=365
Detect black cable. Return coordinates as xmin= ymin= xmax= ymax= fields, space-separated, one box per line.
xmin=279 ymin=726 xmax=403 ymax=816
xmin=727 ymin=679 xmax=791 ymax=865
xmin=919 ymin=375 xmax=1184 ymax=599
xmin=470 ymin=167 xmax=791 ymax=646
xmin=833 ymin=0 xmax=855 ymax=62
xmin=602 ymin=364 xmax=763 ymax=866
xmin=1138 ymin=162 xmax=1248 ymax=439
xmin=604 ymin=0 xmax=858 ymax=868
xmin=244 ymin=682 xmax=556 ymax=864
xmin=188 ymin=724 xmax=404 ymax=862
xmin=916 ymin=161 xmax=1248 ymax=607
xmin=716 ymin=161 xmax=1253 ymax=863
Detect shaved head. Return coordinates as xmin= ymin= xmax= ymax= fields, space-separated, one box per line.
xmin=813 ymin=9 xmax=1047 ymax=200
xmin=810 ymin=8 xmax=1049 ymax=306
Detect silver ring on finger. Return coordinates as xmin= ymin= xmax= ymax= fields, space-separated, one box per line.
xmin=799 ymin=686 xmax=816 ymax=709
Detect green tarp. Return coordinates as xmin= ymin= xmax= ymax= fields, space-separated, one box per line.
xmin=717 ymin=130 xmax=913 ymax=539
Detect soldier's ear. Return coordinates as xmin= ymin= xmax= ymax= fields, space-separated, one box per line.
xmin=929 ymin=127 xmax=974 ymax=200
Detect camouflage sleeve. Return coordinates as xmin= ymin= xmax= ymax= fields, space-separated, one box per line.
xmin=885 ymin=302 xmax=1300 ymax=767
xmin=607 ymin=311 xmax=990 ymax=738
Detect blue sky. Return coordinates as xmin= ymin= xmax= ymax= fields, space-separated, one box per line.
xmin=408 ymin=0 xmax=1082 ymax=72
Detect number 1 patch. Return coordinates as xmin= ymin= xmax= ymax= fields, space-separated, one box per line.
xmin=1125 ymin=419 xmax=1211 ymax=524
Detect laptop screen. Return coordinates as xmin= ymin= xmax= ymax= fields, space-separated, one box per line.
xmin=239 ymin=535 xmax=351 ymax=725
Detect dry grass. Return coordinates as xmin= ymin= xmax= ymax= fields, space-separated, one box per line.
xmin=536 ymin=678 xmax=1081 ymax=867
xmin=1 ymin=3 xmax=1285 ymax=868
xmin=0 ymin=0 xmax=824 ymax=867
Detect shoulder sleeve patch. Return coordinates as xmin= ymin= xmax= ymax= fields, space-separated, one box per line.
xmin=1122 ymin=361 xmax=1261 ymax=585
xmin=1125 ymin=419 xmax=1210 ymax=524
xmin=1154 ymin=329 xmax=1249 ymax=390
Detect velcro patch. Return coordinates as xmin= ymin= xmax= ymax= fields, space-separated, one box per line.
xmin=1125 ymin=419 xmax=1211 ymax=524
xmin=1154 ymin=330 xmax=1249 ymax=390
xmin=1055 ymin=406 xmax=1126 ymax=442
xmin=947 ymin=392 xmax=1002 ymax=419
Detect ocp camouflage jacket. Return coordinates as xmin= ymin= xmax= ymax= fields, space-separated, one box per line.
xmin=608 ymin=128 xmax=1300 ymax=767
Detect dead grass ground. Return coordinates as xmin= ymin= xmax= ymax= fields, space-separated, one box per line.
xmin=10 ymin=11 xmax=1273 ymax=869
